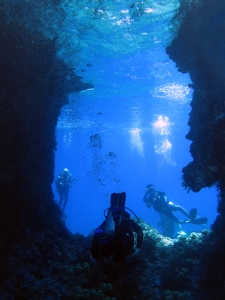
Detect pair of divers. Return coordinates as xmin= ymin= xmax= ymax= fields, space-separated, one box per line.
xmin=143 ymin=184 xmax=208 ymax=225
xmin=91 ymin=192 xmax=143 ymax=263
xmin=90 ymin=187 xmax=208 ymax=262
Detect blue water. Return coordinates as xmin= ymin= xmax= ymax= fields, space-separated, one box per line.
xmin=53 ymin=45 xmax=218 ymax=236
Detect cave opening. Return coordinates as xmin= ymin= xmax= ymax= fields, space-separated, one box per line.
xmin=53 ymin=49 xmax=218 ymax=236
xmin=2 ymin=0 xmax=225 ymax=297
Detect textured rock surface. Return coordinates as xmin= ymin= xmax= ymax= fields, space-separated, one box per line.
xmin=0 ymin=9 xmax=92 ymax=283
xmin=167 ymin=0 xmax=225 ymax=193
xmin=1 ymin=218 xmax=217 ymax=300
xmin=1 ymin=1 xmax=225 ymax=298
xmin=166 ymin=0 xmax=225 ymax=291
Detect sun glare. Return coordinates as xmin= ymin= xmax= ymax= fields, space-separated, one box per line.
xmin=130 ymin=128 xmax=144 ymax=156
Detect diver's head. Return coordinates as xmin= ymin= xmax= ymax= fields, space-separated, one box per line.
xmin=146 ymin=184 xmax=155 ymax=192
xmin=62 ymin=168 xmax=70 ymax=177
xmin=146 ymin=185 xmax=158 ymax=202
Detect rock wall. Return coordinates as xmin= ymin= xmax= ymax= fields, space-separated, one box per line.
xmin=167 ymin=0 xmax=225 ymax=196
xmin=0 ymin=9 xmax=92 ymax=278
xmin=167 ymin=0 xmax=225 ymax=287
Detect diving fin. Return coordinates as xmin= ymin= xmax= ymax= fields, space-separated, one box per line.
xmin=110 ymin=192 xmax=126 ymax=225
xmin=189 ymin=217 xmax=208 ymax=225
xmin=189 ymin=208 xmax=198 ymax=220
xmin=188 ymin=208 xmax=207 ymax=225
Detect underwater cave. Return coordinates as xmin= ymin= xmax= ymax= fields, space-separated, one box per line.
xmin=1 ymin=0 xmax=225 ymax=299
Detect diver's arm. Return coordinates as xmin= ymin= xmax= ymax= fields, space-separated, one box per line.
xmin=143 ymin=192 xmax=148 ymax=202
xmin=69 ymin=177 xmax=77 ymax=187
xmin=143 ymin=193 xmax=152 ymax=208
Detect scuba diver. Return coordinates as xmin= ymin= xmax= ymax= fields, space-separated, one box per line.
xmin=143 ymin=184 xmax=208 ymax=225
xmin=91 ymin=192 xmax=143 ymax=263
xmin=157 ymin=213 xmax=177 ymax=238
xmin=56 ymin=168 xmax=74 ymax=212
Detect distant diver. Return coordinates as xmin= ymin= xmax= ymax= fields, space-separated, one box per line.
xmin=56 ymin=168 xmax=74 ymax=212
xmin=157 ymin=213 xmax=177 ymax=238
xmin=91 ymin=192 xmax=143 ymax=263
xmin=143 ymin=184 xmax=208 ymax=225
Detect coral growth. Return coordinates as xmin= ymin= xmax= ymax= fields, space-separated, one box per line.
xmin=1 ymin=0 xmax=225 ymax=298
xmin=2 ymin=219 xmax=222 ymax=299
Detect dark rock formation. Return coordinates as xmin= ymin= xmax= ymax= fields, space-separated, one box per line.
xmin=167 ymin=0 xmax=225 ymax=290
xmin=2 ymin=0 xmax=225 ymax=297
xmin=167 ymin=0 xmax=225 ymax=194
xmin=0 ymin=8 xmax=93 ymax=286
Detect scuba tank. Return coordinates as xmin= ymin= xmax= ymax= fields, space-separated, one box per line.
xmin=104 ymin=192 xmax=139 ymax=236
xmin=104 ymin=192 xmax=126 ymax=236
xmin=104 ymin=209 xmax=115 ymax=237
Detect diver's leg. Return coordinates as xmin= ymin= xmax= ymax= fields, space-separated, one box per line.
xmin=58 ymin=190 xmax=64 ymax=208
xmin=163 ymin=210 xmax=181 ymax=223
xmin=62 ymin=189 xmax=68 ymax=212
xmin=91 ymin=236 xmax=101 ymax=259
xmin=171 ymin=205 xmax=190 ymax=218
xmin=114 ymin=230 xmax=125 ymax=263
